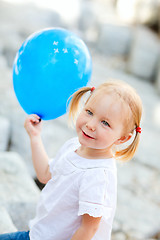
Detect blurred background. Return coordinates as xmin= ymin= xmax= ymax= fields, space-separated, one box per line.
xmin=0 ymin=0 xmax=160 ymax=239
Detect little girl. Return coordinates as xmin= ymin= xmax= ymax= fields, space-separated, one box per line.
xmin=0 ymin=80 xmax=142 ymax=240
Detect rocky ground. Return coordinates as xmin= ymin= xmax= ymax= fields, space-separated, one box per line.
xmin=0 ymin=0 xmax=160 ymax=239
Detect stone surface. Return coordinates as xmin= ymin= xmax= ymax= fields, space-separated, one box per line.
xmin=116 ymin=179 xmax=160 ymax=238
xmin=0 ymin=116 xmax=10 ymax=151
xmin=117 ymin=161 xmax=160 ymax=205
xmin=127 ymin=26 xmax=160 ymax=81
xmin=156 ymin=58 xmax=160 ymax=95
xmin=0 ymin=206 xmax=17 ymax=234
xmin=78 ymin=1 xmax=99 ymax=44
xmin=97 ymin=23 xmax=133 ymax=56
xmin=111 ymin=232 xmax=127 ymax=240
xmin=116 ymin=0 xmax=160 ymax=25
xmin=78 ymin=1 xmax=98 ymax=32
xmin=0 ymin=151 xmax=40 ymax=231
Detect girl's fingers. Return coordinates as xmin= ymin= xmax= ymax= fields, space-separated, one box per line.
xmin=30 ymin=114 xmax=41 ymax=120
xmin=24 ymin=115 xmax=42 ymax=130
xmin=29 ymin=115 xmax=41 ymax=124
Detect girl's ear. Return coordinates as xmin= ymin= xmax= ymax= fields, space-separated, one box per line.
xmin=114 ymin=133 xmax=132 ymax=145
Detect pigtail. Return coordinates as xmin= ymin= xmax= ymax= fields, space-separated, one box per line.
xmin=114 ymin=82 xmax=142 ymax=161
xmin=68 ymin=87 xmax=92 ymax=124
xmin=115 ymin=131 xmax=141 ymax=161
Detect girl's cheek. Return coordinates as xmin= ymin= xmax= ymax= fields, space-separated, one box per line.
xmin=76 ymin=117 xmax=81 ymax=130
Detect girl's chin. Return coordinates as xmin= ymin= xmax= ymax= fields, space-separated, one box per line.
xmin=78 ymin=138 xmax=97 ymax=150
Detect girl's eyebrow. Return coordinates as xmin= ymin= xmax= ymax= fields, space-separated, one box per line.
xmin=85 ymin=105 xmax=94 ymax=112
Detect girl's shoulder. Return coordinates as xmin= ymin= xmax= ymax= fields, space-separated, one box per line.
xmin=52 ymin=137 xmax=80 ymax=161
xmin=81 ymin=167 xmax=113 ymax=182
xmin=59 ymin=137 xmax=80 ymax=153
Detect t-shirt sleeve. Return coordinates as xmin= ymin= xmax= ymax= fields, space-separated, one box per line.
xmin=48 ymin=158 xmax=56 ymax=177
xmin=78 ymin=169 xmax=114 ymax=218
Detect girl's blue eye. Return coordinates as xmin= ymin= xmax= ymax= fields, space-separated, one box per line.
xmin=86 ymin=110 xmax=93 ymax=115
xmin=102 ymin=120 xmax=110 ymax=127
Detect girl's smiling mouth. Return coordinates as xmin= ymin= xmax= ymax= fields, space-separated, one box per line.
xmin=82 ymin=130 xmax=95 ymax=139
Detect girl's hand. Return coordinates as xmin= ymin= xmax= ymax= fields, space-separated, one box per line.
xmin=24 ymin=114 xmax=42 ymax=139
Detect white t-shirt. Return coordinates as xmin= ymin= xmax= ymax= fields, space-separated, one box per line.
xmin=29 ymin=137 xmax=117 ymax=240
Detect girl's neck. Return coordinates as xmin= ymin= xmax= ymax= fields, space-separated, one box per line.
xmin=76 ymin=145 xmax=113 ymax=159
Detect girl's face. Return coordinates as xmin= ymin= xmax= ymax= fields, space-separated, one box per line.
xmin=76 ymin=93 xmax=129 ymax=158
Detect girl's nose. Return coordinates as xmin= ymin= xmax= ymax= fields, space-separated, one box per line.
xmin=86 ymin=120 xmax=96 ymax=131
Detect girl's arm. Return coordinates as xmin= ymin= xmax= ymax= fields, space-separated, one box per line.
xmin=71 ymin=214 xmax=102 ymax=240
xmin=24 ymin=114 xmax=51 ymax=184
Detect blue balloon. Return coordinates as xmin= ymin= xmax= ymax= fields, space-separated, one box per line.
xmin=13 ymin=28 xmax=92 ymax=120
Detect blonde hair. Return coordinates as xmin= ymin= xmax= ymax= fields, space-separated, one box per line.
xmin=69 ymin=80 xmax=142 ymax=161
